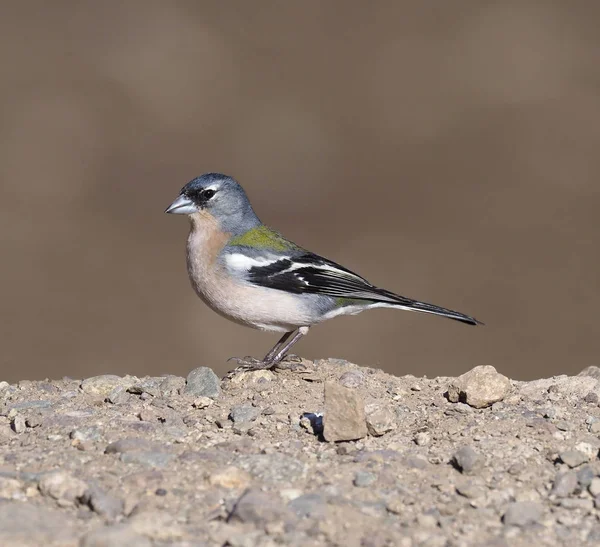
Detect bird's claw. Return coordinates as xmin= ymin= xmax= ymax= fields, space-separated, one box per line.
xmin=227 ymin=356 xmax=275 ymax=373
xmin=274 ymin=355 xmax=307 ymax=372
xmin=227 ymin=353 xmax=307 ymax=376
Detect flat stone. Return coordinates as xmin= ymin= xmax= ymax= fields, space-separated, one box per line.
xmin=365 ymin=404 xmax=396 ymax=437
xmin=447 ymin=365 xmax=511 ymax=408
xmin=452 ymin=445 xmax=481 ymax=474
xmin=503 ymin=501 xmax=543 ymax=526
xmin=323 ymin=381 xmax=368 ymax=442
xmin=184 ymin=367 xmax=221 ymax=398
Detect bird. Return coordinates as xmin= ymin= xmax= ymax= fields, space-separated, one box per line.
xmin=165 ymin=173 xmax=482 ymax=370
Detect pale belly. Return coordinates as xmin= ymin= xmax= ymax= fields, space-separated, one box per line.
xmin=187 ymin=251 xmax=316 ymax=333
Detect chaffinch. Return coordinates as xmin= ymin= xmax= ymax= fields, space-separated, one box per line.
xmin=166 ymin=173 xmax=482 ymax=369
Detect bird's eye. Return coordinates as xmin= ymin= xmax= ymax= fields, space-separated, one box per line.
xmin=203 ymin=189 xmax=216 ymax=200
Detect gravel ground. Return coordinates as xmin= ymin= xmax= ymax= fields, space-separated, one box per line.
xmin=2 ymin=359 xmax=600 ymax=546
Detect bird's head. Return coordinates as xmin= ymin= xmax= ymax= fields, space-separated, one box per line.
xmin=165 ymin=173 xmax=259 ymax=232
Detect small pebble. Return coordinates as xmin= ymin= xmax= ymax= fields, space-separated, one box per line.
xmin=365 ymin=404 xmax=396 ymax=437
xmin=81 ymin=375 xmax=128 ymax=398
xmin=452 ymin=446 xmax=481 ymax=474
xmin=576 ymin=466 xmax=595 ymax=488
xmin=38 ymin=471 xmax=88 ymax=504
xmin=447 ymin=365 xmax=510 ymax=408
xmin=107 ymin=385 xmax=130 ymax=405
xmin=338 ymin=371 xmax=364 ymax=388
xmin=70 ymin=427 xmax=102 ymax=442
xmin=551 ymin=471 xmax=579 ymax=498
xmin=229 ymin=404 xmax=260 ymax=424
xmin=184 ymin=367 xmax=221 ymax=398
xmin=414 ymin=431 xmax=431 ymax=446
xmin=192 ymin=397 xmax=213 ymax=409
xmin=559 ymin=450 xmax=588 ymax=468
xmin=11 ymin=415 xmax=26 ymax=434
xmin=81 ymin=486 xmax=124 ymax=521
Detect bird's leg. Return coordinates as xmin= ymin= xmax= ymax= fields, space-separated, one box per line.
xmin=263 ymin=331 xmax=294 ymax=361
xmin=228 ymin=331 xmax=296 ymax=371
xmin=267 ymin=326 xmax=309 ymax=368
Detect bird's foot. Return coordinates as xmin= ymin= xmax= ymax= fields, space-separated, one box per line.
xmin=271 ymin=354 xmax=308 ymax=372
xmin=226 ymin=353 xmax=307 ymax=376
xmin=227 ymin=356 xmax=275 ymax=374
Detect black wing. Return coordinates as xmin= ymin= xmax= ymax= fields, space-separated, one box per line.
xmin=246 ymin=252 xmax=481 ymax=325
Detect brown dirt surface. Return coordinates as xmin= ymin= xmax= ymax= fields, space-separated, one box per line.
xmin=1 ymin=360 xmax=600 ymax=546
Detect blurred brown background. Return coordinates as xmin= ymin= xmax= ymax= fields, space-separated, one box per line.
xmin=2 ymin=1 xmax=599 ymax=383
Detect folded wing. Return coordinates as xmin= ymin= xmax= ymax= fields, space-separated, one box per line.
xmin=223 ymin=250 xmax=480 ymax=325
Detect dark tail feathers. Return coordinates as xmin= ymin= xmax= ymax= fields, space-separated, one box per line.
xmin=376 ymin=288 xmax=483 ymax=326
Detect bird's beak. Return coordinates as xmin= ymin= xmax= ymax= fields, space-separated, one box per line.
xmin=165 ymin=194 xmax=197 ymax=215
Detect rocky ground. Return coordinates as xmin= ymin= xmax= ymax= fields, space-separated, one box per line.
xmin=2 ymin=359 xmax=600 ymax=546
